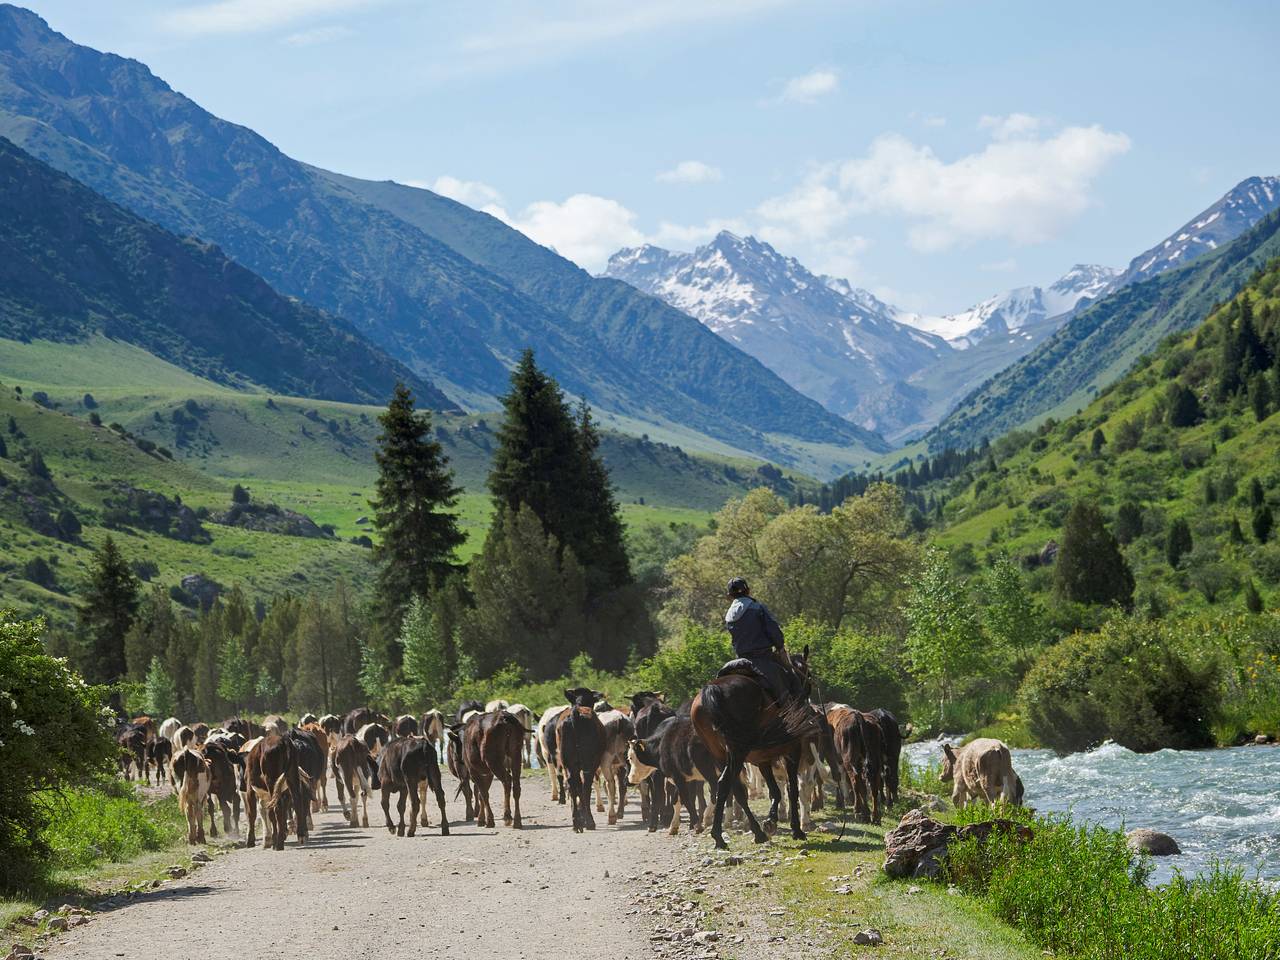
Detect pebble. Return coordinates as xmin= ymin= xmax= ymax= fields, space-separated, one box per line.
xmin=8 ymin=945 xmax=35 ymax=960
xmin=907 ymin=884 xmax=923 ymax=895
xmin=191 ymin=851 xmax=212 ymax=863
xmin=45 ymin=919 xmax=67 ymax=933
xmin=853 ymin=928 xmax=884 ymax=946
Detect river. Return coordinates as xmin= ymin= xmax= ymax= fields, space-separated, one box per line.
xmin=904 ymin=739 xmax=1280 ymax=884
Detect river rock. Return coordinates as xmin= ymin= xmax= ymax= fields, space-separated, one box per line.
xmin=1126 ymin=828 xmax=1181 ymax=856
xmin=853 ymin=928 xmax=884 ymax=945
xmin=883 ymin=808 xmax=1032 ymax=878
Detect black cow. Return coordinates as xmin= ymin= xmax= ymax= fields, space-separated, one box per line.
xmin=377 ymin=736 xmax=449 ymax=837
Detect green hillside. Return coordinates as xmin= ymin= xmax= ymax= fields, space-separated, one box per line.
xmin=928 ymin=209 xmax=1280 ymax=452
xmin=917 ymin=257 xmax=1280 ymax=613
xmin=0 ymin=336 xmax=793 ymax=623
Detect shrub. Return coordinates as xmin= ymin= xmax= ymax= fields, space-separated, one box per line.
xmin=40 ymin=782 xmax=183 ymax=869
xmin=944 ymin=807 xmax=1280 ymax=960
xmin=632 ymin=624 xmax=731 ymax=706
xmin=785 ymin=619 xmax=906 ymax=716
xmin=1019 ymin=617 xmax=1218 ymax=754
xmin=0 ymin=613 xmax=117 ymax=889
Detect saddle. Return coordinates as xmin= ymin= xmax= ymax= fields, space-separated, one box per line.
xmin=716 ymin=658 xmax=771 ymax=684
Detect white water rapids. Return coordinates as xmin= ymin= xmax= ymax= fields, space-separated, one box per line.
xmin=904 ymin=739 xmax=1280 ymax=884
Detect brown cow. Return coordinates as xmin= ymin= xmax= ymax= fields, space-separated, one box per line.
xmin=200 ymin=739 xmax=241 ymax=837
xmin=445 ymin=725 xmax=474 ymax=822
xmin=243 ymin=734 xmax=307 ymax=850
xmin=116 ymin=726 xmax=147 ymax=781
xmin=627 ymin=714 xmax=720 ymax=835
xmin=377 ymin=736 xmax=449 ymax=837
xmin=331 ymin=735 xmax=374 ymax=828
xmin=827 ymin=706 xmax=884 ymax=824
xmin=461 ymin=710 xmax=525 ymax=829
xmin=555 ymin=688 xmax=606 ymax=833
xmin=941 ymin=738 xmax=1020 ymax=808
xmin=299 ymin=723 xmax=331 ymax=812
xmin=594 ymin=709 xmax=634 ymax=825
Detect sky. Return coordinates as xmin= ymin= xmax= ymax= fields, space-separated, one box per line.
xmin=16 ymin=0 xmax=1280 ymax=313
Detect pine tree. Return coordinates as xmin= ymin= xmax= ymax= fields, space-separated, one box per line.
xmin=1251 ymin=373 xmax=1273 ymax=422
xmin=216 ymin=633 xmax=255 ymax=713
xmin=144 ymin=655 xmax=177 ymax=718
xmin=369 ymin=384 xmax=465 ymax=644
xmin=231 ymin=483 xmax=251 ymax=505
xmin=77 ymin=536 xmax=140 ymax=684
xmin=1254 ymin=504 xmax=1275 ymax=544
xmin=1251 ymin=478 xmax=1266 ymax=508
xmin=1166 ymin=518 xmax=1193 ymax=568
xmin=124 ymin=585 xmax=181 ymax=681
xmin=193 ymin=609 xmax=222 ymax=719
xmin=572 ymin=401 xmax=632 ymax=595
xmin=487 ymin=351 xmax=584 ymax=551
xmin=1114 ymin=502 xmax=1144 ymax=544
xmin=1244 ymin=580 xmax=1265 ymax=615
xmin=1054 ymin=501 xmax=1134 ymax=609
xmin=1166 ymin=384 xmax=1202 ymax=428
xmin=1090 ymin=428 xmax=1107 ymax=455
xmin=1229 ymin=517 xmax=1246 ymax=544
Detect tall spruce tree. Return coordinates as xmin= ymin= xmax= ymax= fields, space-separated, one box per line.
xmin=1054 ymin=501 xmax=1134 ymax=610
xmin=573 ymin=401 xmax=632 ymax=594
xmin=77 ymin=536 xmax=139 ymax=684
xmin=370 ymin=384 xmax=464 ymax=645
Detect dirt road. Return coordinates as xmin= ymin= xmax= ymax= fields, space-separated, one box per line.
xmin=43 ymin=773 xmax=696 ymax=960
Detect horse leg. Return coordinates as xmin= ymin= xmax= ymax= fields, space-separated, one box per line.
xmin=759 ymin=763 xmax=783 ymax=833
xmin=785 ymin=754 xmax=806 ymax=840
xmin=730 ymin=767 xmax=768 ymax=843
xmin=711 ymin=756 xmax=740 ymax=849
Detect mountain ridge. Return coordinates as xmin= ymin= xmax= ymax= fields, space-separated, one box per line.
xmin=0 ymin=3 xmax=881 ymax=470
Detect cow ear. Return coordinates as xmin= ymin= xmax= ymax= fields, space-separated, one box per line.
xmin=942 ymin=743 xmax=956 ymax=760
xmin=564 ymin=688 xmax=575 ymax=704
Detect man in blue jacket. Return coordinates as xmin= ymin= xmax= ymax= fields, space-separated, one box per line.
xmin=722 ymin=577 xmax=802 ymax=704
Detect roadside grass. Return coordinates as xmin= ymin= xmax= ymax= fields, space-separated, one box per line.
xmin=946 ymin=805 xmax=1280 ymax=959
xmin=0 ymin=781 xmax=208 ymax=937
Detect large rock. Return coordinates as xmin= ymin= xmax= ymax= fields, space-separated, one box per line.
xmin=883 ymin=808 xmax=1033 ymax=878
xmin=180 ymin=573 xmax=223 ymax=610
xmin=1126 ymin=828 xmax=1181 ymax=856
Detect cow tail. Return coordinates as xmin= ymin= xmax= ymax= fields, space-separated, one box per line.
xmin=268 ymin=772 xmax=290 ymax=810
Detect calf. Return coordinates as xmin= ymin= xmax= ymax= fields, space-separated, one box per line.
xmin=940 ymin=738 xmax=1020 ymax=808
xmin=377 ymin=736 xmax=449 ymax=837
xmin=291 ymin=726 xmax=329 ymax=818
xmin=455 ymin=700 xmax=484 ymax=724
xmin=172 ymin=748 xmax=212 ymax=844
xmin=319 ymin=714 xmax=343 ymax=739
xmin=869 ymin=708 xmax=903 ymax=804
xmin=146 ymin=736 xmax=173 ymax=786
xmin=200 ymin=739 xmax=241 ymax=837
xmin=298 ymin=713 xmax=319 ymax=727
xmin=460 ymin=710 xmax=525 ymax=829
xmin=505 ymin=703 xmax=536 ymax=766
xmin=243 ymin=734 xmax=307 ymax=850
xmin=261 ymin=715 xmax=289 ymax=738
xmin=828 ymin=706 xmax=883 ymax=824
xmin=158 ymin=716 xmax=182 ymax=744
xmin=392 ymin=714 xmax=418 ymax=739
xmin=445 ymin=725 xmax=474 ymax=822
xmin=630 ymin=692 xmax=675 ymax=826
xmin=420 ymin=709 xmax=445 ymax=758
xmin=595 ymin=709 xmax=634 ymax=825
xmin=332 ymin=735 xmax=374 ymax=828
xmin=356 ymin=722 xmax=389 ymax=760
xmin=627 ymin=714 xmax=719 ymax=835
xmin=224 ymin=716 xmax=265 ymax=740
xmin=340 ymin=707 xmax=389 ymax=735
xmin=484 ymin=698 xmax=510 ymax=714
xmin=556 ymin=688 xmax=606 ymax=832
xmin=535 ymin=704 xmax=570 ymax=801
xmin=116 ymin=726 xmax=147 ymax=781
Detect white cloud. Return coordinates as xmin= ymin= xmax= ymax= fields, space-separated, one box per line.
xmin=775 ymin=68 xmax=839 ymax=104
xmin=162 ymin=0 xmax=379 ymax=35
xmin=650 ymin=217 xmax=750 ymax=251
xmin=656 ymin=160 xmax=723 ymax=185
xmin=831 ymin=123 xmax=1130 ymax=251
xmin=980 ymin=258 xmax=1019 ymax=272
xmin=281 ymin=24 xmax=352 ymax=46
xmin=421 ymin=175 xmax=506 ymax=215
xmin=977 ymin=112 xmax=1043 ymax=140
xmin=503 ymin=194 xmax=646 ymax=272
xmin=756 ymin=167 xmax=850 ymax=241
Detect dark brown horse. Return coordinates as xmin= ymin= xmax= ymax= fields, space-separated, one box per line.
xmin=689 ymin=648 xmax=815 ymax=849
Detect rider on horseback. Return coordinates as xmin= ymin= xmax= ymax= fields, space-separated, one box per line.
xmin=722 ymin=577 xmax=804 ymax=706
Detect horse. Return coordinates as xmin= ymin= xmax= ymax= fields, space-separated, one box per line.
xmin=689 ymin=647 xmax=816 ymax=849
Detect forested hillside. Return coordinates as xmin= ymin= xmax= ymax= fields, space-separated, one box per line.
xmin=929 ymin=210 xmax=1280 ymax=452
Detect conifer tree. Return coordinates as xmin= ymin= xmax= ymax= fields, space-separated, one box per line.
xmin=1090 ymin=428 xmax=1107 ymax=455
xmin=77 ymin=536 xmax=139 ymax=684
xmin=1054 ymin=501 xmax=1134 ymax=609
xmin=1166 ymin=383 xmax=1202 ymax=428
xmin=1245 ymin=579 xmax=1265 ymax=615
xmin=1255 ymin=504 xmax=1275 ymax=544
xmin=369 ymin=384 xmax=464 ymax=645
xmin=1251 ymin=477 xmax=1266 ymax=508
xmin=1166 ymin=518 xmax=1193 ymax=568
xmin=572 ymin=401 xmax=632 ymax=594
xmin=144 ymin=655 xmax=178 ymax=718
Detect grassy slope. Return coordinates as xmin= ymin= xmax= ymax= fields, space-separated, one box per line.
xmin=0 ymin=336 xmax=787 ymax=620
xmin=930 ymin=267 xmax=1280 ymax=612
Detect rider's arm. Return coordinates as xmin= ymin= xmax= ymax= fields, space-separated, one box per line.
xmin=762 ymin=606 xmax=785 ymax=650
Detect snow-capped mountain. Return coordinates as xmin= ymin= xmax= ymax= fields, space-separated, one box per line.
xmin=1118 ymin=175 xmax=1280 ymax=285
xmin=895 ymin=264 xmax=1121 ymax=350
xmin=605 ymin=232 xmax=951 ymax=420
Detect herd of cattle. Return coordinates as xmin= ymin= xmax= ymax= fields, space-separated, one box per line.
xmin=111 ymin=690 xmax=1023 ymax=850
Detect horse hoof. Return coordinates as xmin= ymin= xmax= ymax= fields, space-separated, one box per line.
xmin=792 ymin=829 xmax=807 ymax=841
xmin=713 ymin=837 xmax=728 ymax=850
xmin=753 ymin=832 xmax=769 ymax=844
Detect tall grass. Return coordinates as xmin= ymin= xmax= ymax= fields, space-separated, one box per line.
xmin=39 ymin=781 xmax=185 ymax=870
xmin=944 ymin=807 xmax=1280 ymax=959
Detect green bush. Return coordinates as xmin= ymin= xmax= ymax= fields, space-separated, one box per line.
xmin=631 ymin=624 xmax=731 ymax=706
xmin=785 ymin=618 xmax=906 ymax=715
xmin=1 ymin=612 xmax=117 ymax=889
xmin=40 ymin=782 xmax=184 ymax=869
xmin=944 ymin=807 xmax=1280 ymax=960
xmin=1019 ymin=617 xmax=1218 ymax=754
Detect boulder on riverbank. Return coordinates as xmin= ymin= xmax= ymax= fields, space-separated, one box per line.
xmin=883 ymin=808 xmax=1033 ymax=879
xmin=1126 ymin=828 xmax=1181 ymax=856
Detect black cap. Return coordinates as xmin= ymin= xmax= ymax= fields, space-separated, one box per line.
xmin=727 ymin=577 xmax=750 ymax=597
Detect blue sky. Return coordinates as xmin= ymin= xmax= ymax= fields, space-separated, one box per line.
xmin=18 ymin=0 xmax=1280 ymax=313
